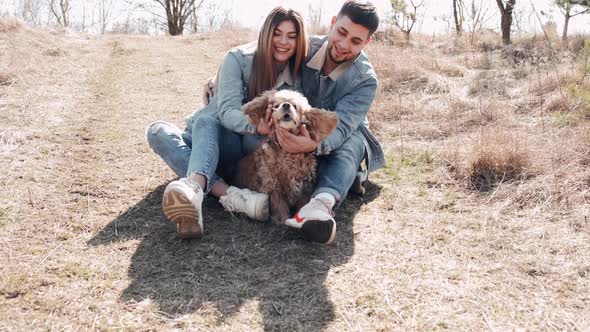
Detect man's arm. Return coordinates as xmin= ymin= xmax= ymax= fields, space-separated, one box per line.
xmin=317 ymin=75 xmax=377 ymax=155
xmin=202 ymin=76 xmax=216 ymax=105
xmin=277 ymin=75 xmax=377 ymax=154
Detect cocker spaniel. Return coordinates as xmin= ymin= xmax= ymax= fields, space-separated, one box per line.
xmin=234 ymin=90 xmax=338 ymax=224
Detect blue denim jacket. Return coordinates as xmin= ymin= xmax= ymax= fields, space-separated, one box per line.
xmin=185 ymin=42 xmax=299 ymax=135
xmin=301 ymin=36 xmax=385 ymax=173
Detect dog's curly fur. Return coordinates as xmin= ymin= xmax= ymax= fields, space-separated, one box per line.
xmin=234 ymin=90 xmax=338 ymax=224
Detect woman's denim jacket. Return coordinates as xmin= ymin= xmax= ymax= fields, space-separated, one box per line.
xmin=185 ymin=42 xmax=299 ymax=134
xmin=301 ymin=36 xmax=385 ymax=173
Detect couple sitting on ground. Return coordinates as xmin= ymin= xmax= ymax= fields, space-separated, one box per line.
xmin=146 ymin=0 xmax=385 ymax=245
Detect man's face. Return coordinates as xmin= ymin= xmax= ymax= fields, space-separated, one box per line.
xmin=326 ymin=15 xmax=371 ymax=65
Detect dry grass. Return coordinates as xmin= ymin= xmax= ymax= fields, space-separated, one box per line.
xmin=1 ymin=19 xmax=590 ymax=331
xmin=467 ymin=130 xmax=532 ymax=191
xmin=0 ymin=71 xmax=16 ymax=85
xmin=0 ymin=17 xmax=20 ymax=32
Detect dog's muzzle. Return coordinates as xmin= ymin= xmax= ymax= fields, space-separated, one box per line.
xmin=278 ymin=103 xmax=295 ymax=121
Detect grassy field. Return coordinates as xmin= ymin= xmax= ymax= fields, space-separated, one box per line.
xmin=1 ymin=18 xmax=589 ymax=330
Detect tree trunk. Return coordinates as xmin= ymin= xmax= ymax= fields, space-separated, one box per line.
xmin=562 ymin=13 xmax=570 ymax=41
xmin=453 ymin=0 xmax=461 ymax=35
xmin=496 ymin=0 xmax=515 ymax=45
xmin=500 ymin=11 xmax=512 ymax=44
xmin=60 ymin=0 xmax=69 ymax=27
xmin=157 ymin=0 xmax=200 ymax=36
xmin=403 ymin=30 xmax=411 ymax=41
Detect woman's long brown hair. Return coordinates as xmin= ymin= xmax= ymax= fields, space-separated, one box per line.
xmin=248 ymin=7 xmax=307 ymax=102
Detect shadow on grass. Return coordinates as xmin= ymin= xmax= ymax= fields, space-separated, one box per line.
xmin=89 ymin=182 xmax=381 ymax=331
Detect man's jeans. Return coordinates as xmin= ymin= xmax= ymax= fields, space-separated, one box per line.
xmin=146 ymin=115 xmax=246 ymax=194
xmin=314 ymin=130 xmax=366 ymax=205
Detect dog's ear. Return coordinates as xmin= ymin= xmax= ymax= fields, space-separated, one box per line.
xmin=241 ymin=90 xmax=276 ymax=124
xmin=304 ymin=108 xmax=339 ymax=142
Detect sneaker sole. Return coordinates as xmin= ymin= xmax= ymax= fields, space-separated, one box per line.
xmin=301 ymin=218 xmax=336 ymax=245
xmin=253 ymin=195 xmax=269 ymax=221
xmin=162 ymin=189 xmax=202 ymax=239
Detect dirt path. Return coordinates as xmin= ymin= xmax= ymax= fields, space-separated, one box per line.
xmin=0 ymin=33 xmax=258 ymax=330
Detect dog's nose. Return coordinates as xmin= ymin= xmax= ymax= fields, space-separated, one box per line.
xmin=281 ymin=103 xmax=291 ymax=111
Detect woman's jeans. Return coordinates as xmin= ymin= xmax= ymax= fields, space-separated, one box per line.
xmin=146 ymin=115 xmax=247 ymax=194
xmin=147 ymin=115 xmax=366 ymax=204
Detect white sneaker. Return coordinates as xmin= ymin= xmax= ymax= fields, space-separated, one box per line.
xmin=285 ymin=197 xmax=336 ymax=245
xmin=219 ymin=186 xmax=269 ymax=221
xmin=162 ymin=178 xmax=204 ymax=239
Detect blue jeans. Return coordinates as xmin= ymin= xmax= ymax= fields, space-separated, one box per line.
xmin=313 ymin=130 xmax=366 ymax=205
xmin=146 ymin=115 xmax=248 ymax=194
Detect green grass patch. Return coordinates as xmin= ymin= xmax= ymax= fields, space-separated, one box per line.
xmin=568 ymin=84 xmax=590 ymax=119
xmin=401 ymin=149 xmax=435 ymax=167
xmin=62 ymin=262 xmax=92 ymax=280
xmin=549 ymin=83 xmax=590 ymax=126
xmin=374 ymin=149 xmax=436 ymax=183
xmin=374 ymin=153 xmax=402 ymax=182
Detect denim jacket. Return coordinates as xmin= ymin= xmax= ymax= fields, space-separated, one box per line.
xmin=301 ymin=36 xmax=385 ymax=173
xmin=185 ymin=41 xmax=300 ymax=134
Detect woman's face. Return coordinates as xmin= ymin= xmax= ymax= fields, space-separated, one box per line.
xmin=271 ymin=20 xmax=297 ymax=65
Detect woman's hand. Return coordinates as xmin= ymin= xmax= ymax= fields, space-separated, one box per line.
xmin=202 ymin=76 xmax=216 ymax=105
xmin=248 ymin=105 xmax=274 ymax=136
xmin=276 ymin=125 xmax=319 ymax=153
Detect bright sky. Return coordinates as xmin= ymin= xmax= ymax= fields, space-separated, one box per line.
xmin=227 ymin=0 xmax=590 ymax=35
xmin=2 ymin=0 xmax=590 ymax=35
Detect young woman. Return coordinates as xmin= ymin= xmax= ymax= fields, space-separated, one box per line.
xmin=146 ymin=7 xmax=307 ymax=239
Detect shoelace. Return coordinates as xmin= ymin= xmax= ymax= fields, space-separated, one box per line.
xmin=184 ymin=177 xmax=203 ymax=193
xmin=309 ymin=198 xmax=336 ymax=218
xmin=222 ymin=190 xmax=248 ymax=212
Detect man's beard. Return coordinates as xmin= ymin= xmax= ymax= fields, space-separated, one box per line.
xmin=327 ymin=44 xmax=348 ymax=65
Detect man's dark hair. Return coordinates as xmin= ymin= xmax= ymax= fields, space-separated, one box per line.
xmin=337 ymin=1 xmax=379 ymax=36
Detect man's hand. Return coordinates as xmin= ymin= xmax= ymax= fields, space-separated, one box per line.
xmin=276 ymin=125 xmax=319 ymax=153
xmin=202 ymin=76 xmax=216 ymax=105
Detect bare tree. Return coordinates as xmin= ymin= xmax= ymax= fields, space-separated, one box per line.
xmin=495 ymin=0 xmax=516 ymax=45
xmin=81 ymin=0 xmax=89 ymax=32
xmin=389 ymin=0 xmax=424 ymax=41
xmin=200 ymin=0 xmax=233 ymax=31
xmin=464 ymin=0 xmax=494 ymax=45
xmin=511 ymin=2 xmax=533 ymax=35
xmin=49 ymin=0 xmax=70 ymax=27
xmin=308 ymin=1 xmax=324 ymax=34
xmin=452 ymin=0 xmax=464 ymax=35
xmin=152 ymin=0 xmax=205 ymax=35
xmin=98 ymin=0 xmax=115 ymax=34
xmin=187 ymin=0 xmax=204 ymax=33
xmin=553 ymin=0 xmax=590 ymax=41
xmin=16 ymin=0 xmax=44 ymax=26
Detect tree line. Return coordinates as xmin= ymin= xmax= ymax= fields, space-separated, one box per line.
xmin=391 ymin=0 xmax=589 ymax=44
xmin=6 ymin=0 xmax=233 ymax=34
xmin=4 ymin=0 xmax=590 ymax=41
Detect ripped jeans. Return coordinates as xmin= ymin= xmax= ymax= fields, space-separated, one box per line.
xmin=146 ymin=115 xmax=249 ymax=194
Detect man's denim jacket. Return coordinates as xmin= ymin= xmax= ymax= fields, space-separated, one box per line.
xmin=301 ymin=36 xmax=385 ymax=173
xmin=185 ymin=42 xmax=299 ymax=134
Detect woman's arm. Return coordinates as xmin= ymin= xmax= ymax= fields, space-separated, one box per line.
xmin=216 ymin=51 xmax=257 ymax=135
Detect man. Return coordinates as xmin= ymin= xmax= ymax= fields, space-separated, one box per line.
xmin=200 ymin=1 xmax=383 ymax=245
xmin=279 ymin=1 xmax=385 ymax=245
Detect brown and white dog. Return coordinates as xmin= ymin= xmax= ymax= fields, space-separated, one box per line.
xmin=234 ymin=90 xmax=338 ymax=224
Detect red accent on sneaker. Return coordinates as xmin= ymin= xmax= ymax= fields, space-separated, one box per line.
xmin=294 ymin=213 xmax=305 ymax=224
